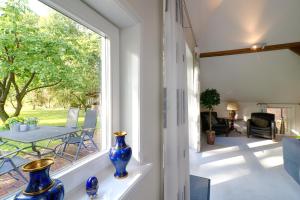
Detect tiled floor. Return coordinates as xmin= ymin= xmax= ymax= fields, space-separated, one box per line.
xmin=0 ymin=143 xmax=98 ymax=198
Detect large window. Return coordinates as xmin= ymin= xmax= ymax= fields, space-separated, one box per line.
xmin=0 ymin=0 xmax=107 ymax=198
xmin=267 ymin=107 xmax=292 ymax=133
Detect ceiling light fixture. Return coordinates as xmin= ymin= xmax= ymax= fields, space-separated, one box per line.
xmin=251 ymin=43 xmax=267 ymax=51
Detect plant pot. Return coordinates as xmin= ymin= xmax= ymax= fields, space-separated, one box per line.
xmin=206 ymin=130 xmax=216 ymax=145
xmin=28 ymin=124 xmax=37 ymax=130
xmin=19 ymin=124 xmax=28 ymax=132
xmin=9 ymin=123 xmax=20 ymax=132
xmin=14 ymin=158 xmax=64 ymax=200
xmin=109 ymin=131 xmax=132 ymax=178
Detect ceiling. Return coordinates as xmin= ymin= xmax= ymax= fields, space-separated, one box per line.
xmin=185 ymin=0 xmax=300 ymax=53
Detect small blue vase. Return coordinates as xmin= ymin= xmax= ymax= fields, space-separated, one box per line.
xmin=109 ymin=131 xmax=132 ymax=178
xmin=86 ymin=176 xmax=99 ymax=198
xmin=14 ymin=158 xmax=64 ymax=200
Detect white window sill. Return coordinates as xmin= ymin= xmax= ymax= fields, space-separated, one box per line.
xmin=6 ymin=151 xmax=152 ymax=200
xmin=65 ymin=163 xmax=152 ymax=200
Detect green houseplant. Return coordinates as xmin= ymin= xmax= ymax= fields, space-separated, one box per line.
xmin=200 ymin=89 xmax=220 ymax=145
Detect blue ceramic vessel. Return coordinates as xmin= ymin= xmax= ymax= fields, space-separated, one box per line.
xmin=86 ymin=176 xmax=99 ymax=198
xmin=14 ymin=158 xmax=64 ymax=200
xmin=109 ymin=131 xmax=132 ymax=178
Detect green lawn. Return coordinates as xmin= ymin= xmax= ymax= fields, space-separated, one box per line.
xmin=0 ymin=109 xmax=85 ymax=152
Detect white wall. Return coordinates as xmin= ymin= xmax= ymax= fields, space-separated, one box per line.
xmin=187 ymin=45 xmax=201 ymax=152
xmin=200 ymin=49 xmax=300 ymax=135
xmin=200 ymin=50 xmax=300 ymax=103
xmin=120 ymin=0 xmax=162 ymax=199
xmin=214 ymin=102 xmax=259 ymax=121
xmin=120 ymin=25 xmax=141 ymax=161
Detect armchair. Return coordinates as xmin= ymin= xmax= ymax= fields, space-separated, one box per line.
xmin=247 ymin=113 xmax=276 ymax=139
xmin=201 ymin=112 xmax=230 ymax=136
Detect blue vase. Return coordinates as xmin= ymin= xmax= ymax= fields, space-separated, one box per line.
xmin=14 ymin=158 xmax=64 ymax=200
xmin=86 ymin=176 xmax=99 ymax=198
xmin=109 ymin=131 xmax=132 ymax=178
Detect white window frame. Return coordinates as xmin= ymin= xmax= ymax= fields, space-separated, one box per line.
xmin=39 ymin=0 xmax=120 ymax=150
xmin=4 ymin=0 xmax=120 ymax=195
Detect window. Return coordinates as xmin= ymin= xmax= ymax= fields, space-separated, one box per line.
xmin=0 ymin=0 xmax=111 ymax=198
xmin=267 ymin=107 xmax=290 ymax=133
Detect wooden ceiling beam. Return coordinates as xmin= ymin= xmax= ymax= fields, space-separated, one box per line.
xmin=199 ymin=42 xmax=300 ymax=58
xmin=290 ymin=47 xmax=300 ymax=56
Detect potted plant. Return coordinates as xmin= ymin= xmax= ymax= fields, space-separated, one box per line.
xmin=26 ymin=117 xmax=38 ymax=130
xmin=200 ymin=89 xmax=220 ymax=145
xmin=5 ymin=117 xmax=25 ymax=132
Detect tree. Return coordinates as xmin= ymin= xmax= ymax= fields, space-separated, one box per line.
xmin=200 ymin=89 xmax=220 ymax=131
xmin=0 ymin=0 xmax=101 ymax=122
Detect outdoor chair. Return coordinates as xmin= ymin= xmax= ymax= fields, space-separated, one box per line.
xmin=0 ymin=141 xmax=29 ymax=183
xmin=55 ymin=109 xmax=99 ymax=161
xmin=47 ymin=107 xmax=80 ymax=147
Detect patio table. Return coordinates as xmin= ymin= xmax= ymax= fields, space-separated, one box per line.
xmin=0 ymin=126 xmax=79 ymax=158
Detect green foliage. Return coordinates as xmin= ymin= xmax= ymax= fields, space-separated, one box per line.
xmin=5 ymin=116 xmax=24 ymax=126
xmin=25 ymin=117 xmax=38 ymax=125
xmin=200 ymin=89 xmax=220 ymax=110
xmin=0 ymin=0 xmax=101 ymax=122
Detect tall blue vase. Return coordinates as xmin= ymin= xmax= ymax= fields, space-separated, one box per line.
xmin=109 ymin=131 xmax=132 ymax=178
xmin=14 ymin=158 xmax=64 ymax=200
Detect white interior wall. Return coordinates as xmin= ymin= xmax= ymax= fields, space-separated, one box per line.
xmin=187 ymin=45 xmax=201 ymax=151
xmin=213 ymin=102 xmax=259 ymax=121
xmin=200 ymin=50 xmax=300 ymax=103
xmin=120 ymin=25 xmax=141 ymax=162
xmin=120 ymin=0 xmax=162 ymax=199
xmin=163 ymin=0 xmax=192 ymax=198
xmin=200 ymin=50 xmax=300 ymax=134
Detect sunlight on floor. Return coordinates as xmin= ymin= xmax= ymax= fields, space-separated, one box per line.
xmin=247 ymin=140 xmax=276 ymax=148
xmin=253 ymin=147 xmax=282 ymax=158
xmin=202 ymin=146 xmax=240 ymax=158
xmin=253 ymin=147 xmax=283 ymax=168
xmin=200 ymin=155 xmax=246 ymax=168
xmin=258 ymin=156 xmax=283 ymax=168
xmin=210 ymin=169 xmax=250 ymax=186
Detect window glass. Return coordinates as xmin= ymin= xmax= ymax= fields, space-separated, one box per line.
xmin=0 ymin=0 xmax=104 ymax=197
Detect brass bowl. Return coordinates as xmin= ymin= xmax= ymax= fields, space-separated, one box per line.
xmin=22 ymin=158 xmax=54 ymax=172
xmin=113 ymin=131 xmax=127 ymax=137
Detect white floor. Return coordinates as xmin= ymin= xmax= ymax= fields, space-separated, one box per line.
xmin=190 ymin=136 xmax=300 ymax=200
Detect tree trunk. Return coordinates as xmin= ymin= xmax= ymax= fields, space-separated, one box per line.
xmin=0 ymin=104 xmax=9 ymax=123
xmin=209 ymin=108 xmax=212 ymax=131
xmin=12 ymin=99 xmax=22 ymax=117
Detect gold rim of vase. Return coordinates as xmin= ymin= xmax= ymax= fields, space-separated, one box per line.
xmin=23 ymin=181 xmax=55 ymax=196
xmin=22 ymin=158 xmax=54 ymax=172
xmin=113 ymin=131 xmax=127 ymax=137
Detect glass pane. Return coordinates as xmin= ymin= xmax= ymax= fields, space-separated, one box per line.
xmin=267 ymin=108 xmax=289 ymax=132
xmin=0 ymin=0 xmax=103 ymax=197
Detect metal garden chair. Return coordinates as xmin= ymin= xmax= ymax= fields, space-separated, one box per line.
xmin=56 ymin=109 xmax=99 ymax=161
xmin=47 ymin=107 xmax=80 ymax=147
xmin=0 ymin=141 xmax=29 ymax=182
